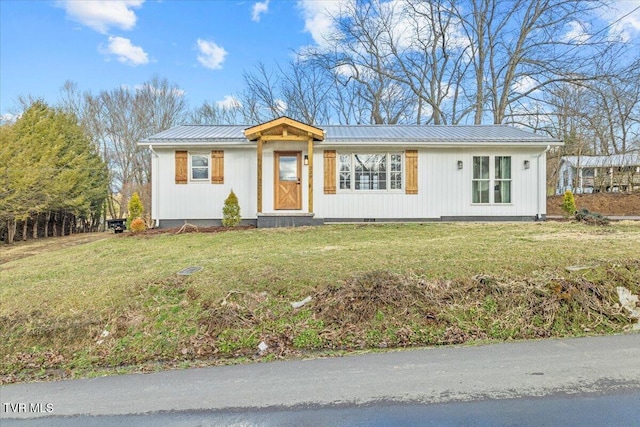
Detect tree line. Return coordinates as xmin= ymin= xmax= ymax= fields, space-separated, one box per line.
xmin=1 ymin=102 xmax=109 ymax=243
xmin=2 ymin=0 xmax=639 ymax=243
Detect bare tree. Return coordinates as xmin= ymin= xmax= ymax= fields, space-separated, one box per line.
xmin=190 ymin=99 xmax=242 ymax=125
xmin=241 ymin=62 xmax=288 ymax=122
xmin=305 ymin=0 xmax=416 ymax=124
xmin=450 ymin=0 xmax=609 ymax=124
xmin=280 ymin=59 xmax=333 ymax=125
xmin=61 ymin=76 xmax=187 ymax=218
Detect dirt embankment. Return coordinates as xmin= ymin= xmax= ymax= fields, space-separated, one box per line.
xmin=547 ymin=193 xmax=640 ymax=216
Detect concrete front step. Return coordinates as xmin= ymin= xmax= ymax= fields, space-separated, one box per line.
xmin=257 ymin=213 xmax=324 ymax=228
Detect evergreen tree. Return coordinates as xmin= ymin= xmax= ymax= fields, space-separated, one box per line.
xmin=127 ymin=192 xmax=144 ymax=229
xmin=222 ymin=190 xmax=241 ymax=227
xmin=561 ymin=190 xmax=577 ymax=218
xmin=1 ymin=101 xmax=108 ymax=242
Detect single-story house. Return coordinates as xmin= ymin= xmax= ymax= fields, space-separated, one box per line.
xmin=556 ymin=154 xmax=640 ymax=194
xmin=138 ymin=117 xmax=561 ymax=227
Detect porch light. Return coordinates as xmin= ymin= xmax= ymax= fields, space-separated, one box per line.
xmin=304 ymin=155 xmax=309 ymax=165
xmin=457 ymin=160 xmax=463 ymax=170
xmin=524 ymin=160 xmax=530 ymax=169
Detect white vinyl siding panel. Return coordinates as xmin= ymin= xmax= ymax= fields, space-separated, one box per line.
xmin=155 ymin=148 xmax=257 ymax=220
xmin=314 ymin=147 xmax=544 ymax=219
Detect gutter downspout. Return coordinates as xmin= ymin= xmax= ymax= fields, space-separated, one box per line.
xmin=148 ymin=144 xmax=160 ymax=228
xmin=537 ymin=145 xmax=551 ymax=220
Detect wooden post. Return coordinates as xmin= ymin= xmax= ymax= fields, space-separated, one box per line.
xmin=257 ymin=137 xmax=263 ymax=213
xmin=308 ymin=137 xmax=313 ymax=213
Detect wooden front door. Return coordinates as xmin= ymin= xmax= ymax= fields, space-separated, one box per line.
xmin=275 ymin=152 xmax=302 ymax=210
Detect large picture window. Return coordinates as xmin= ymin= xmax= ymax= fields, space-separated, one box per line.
xmin=339 ymin=153 xmax=402 ymax=191
xmin=190 ymin=153 xmax=209 ymax=181
xmin=472 ymin=155 xmax=511 ymax=204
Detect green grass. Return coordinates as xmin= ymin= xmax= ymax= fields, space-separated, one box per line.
xmin=1 ymin=222 xmax=639 ymax=383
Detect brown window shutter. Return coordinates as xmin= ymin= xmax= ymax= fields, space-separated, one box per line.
xmin=175 ymin=151 xmax=188 ymax=184
xmin=324 ymin=150 xmax=336 ymax=194
xmin=405 ymin=150 xmax=418 ymax=194
xmin=211 ymin=150 xmax=224 ymax=184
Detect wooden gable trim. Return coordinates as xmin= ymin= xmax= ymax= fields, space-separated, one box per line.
xmin=405 ymin=150 xmax=418 ymax=194
xmin=323 ymin=150 xmax=336 ymax=194
xmin=175 ymin=150 xmax=188 ymax=184
xmin=211 ymin=150 xmax=224 ymax=184
xmin=244 ymin=116 xmax=324 ymax=141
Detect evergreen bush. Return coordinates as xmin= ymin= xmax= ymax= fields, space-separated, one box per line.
xmin=222 ymin=190 xmax=241 ymax=227
xmin=127 ymin=192 xmax=143 ymax=229
xmin=130 ymin=217 xmax=146 ymax=232
xmin=560 ymin=190 xmax=577 ymax=218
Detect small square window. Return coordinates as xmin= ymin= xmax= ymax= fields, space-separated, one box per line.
xmin=191 ymin=154 xmax=209 ymax=181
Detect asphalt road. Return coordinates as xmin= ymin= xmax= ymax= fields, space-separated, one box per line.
xmin=2 ymin=334 xmax=639 ymax=425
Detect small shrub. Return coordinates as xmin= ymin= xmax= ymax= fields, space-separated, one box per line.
xmin=222 ymin=190 xmax=241 ymax=227
xmin=560 ymin=190 xmax=577 ymax=218
xmin=130 ymin=217 xmax=146 ymax=233
xmin=575 ymin=208 xmax=610 ymax=226
xmin=127 ymin=192 xmax=144 ymax=230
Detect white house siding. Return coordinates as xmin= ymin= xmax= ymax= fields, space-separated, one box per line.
xmin=313 ymin=146 xmax=546 ymax=220
xmin=154 ymin=147 xmax=257 ymax=225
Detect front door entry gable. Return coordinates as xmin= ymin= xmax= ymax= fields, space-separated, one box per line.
xmin=244 ymin=117 xmax=324 ymax=142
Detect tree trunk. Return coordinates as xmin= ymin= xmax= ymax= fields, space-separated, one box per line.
xmin=44 ymin=211 xmax=50 ymax=237
xmin=22 ymin=219 xmax=28 ymax=241
xmin=7 ymin=219 xmax=17 ymax=244
xmin=32 ymin=213 xmax=38 ymax=239
xmin=52 ymin=213 xmax=58 ymax=237
xmin=61 ymin=213 xmax=67 ymax=237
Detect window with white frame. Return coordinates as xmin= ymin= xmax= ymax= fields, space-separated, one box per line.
xmin=494 ymin=156 xmax=511 ymax=203
xmin=472 ymin=156 xmax=490 ymax=203
xmin=472 ymin=156 xmax=511 ymax=204
xmin=190 ymin=153 xmax=209 ymax=181
xmin=339 ymin=153 xmax=402 ymax=191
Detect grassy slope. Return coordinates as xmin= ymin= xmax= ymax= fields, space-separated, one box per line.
xmin=1 ymin=222 xmax=639 ymax=383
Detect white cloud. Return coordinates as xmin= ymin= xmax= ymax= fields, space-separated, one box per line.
xmin=598 ymin=1 xmax=640 ymax=42
xmin=296 ymin=0 xmax=345 ymax=47
xmin=562 ymin=20 xmax=590 ymax=44
xmin=1 ymin=112 xmax=20 ymax=124
xmin=296 ymin=0 xmax=467 ymax=54
xmin=274 ymin=99 xmax=288 ymax=114
xmin=60 ymin=0 xmax=144 ymax=34
xmin=512 ymin=76 xmax=537 ymax=95
xmin=217 ymin=95 xmax=242 ymax=109
xmin=101 ymin=36 xmax=149 ymax=66
xmin=196 ymin=39 xmax=228 ymax=70
xmin=252 ymin=1 xmax=270 ymax=22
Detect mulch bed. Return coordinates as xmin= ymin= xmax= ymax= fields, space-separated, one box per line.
xmin=125 ymin=225 xmax=255 ymax=237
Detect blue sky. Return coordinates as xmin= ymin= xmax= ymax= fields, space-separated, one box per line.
xmin=0 ymin=0 xmax=335 ymax=120
xmin=1 ymin=0 xmax=640 ymax=122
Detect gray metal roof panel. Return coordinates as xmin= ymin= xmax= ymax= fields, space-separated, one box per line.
xmin=562 ymin=154 xmax=640 ymax=168
xmin=140 ymin=124 xmax=559 ymax=145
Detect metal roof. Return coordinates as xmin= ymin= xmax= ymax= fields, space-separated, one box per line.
xmin=140 ymin=124 xmax=559 ymax=146
xmin=561 ymin=154 xmax=640 ymax=168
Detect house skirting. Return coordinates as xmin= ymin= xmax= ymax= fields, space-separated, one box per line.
xmin=257 ymin=213 xmax=324 ymax=228
xmin=156 ymin=215 xmax=544 ymax=229
xmin=157 ymin=219 xmax=257 ymax=228
xmin=325 ymin=216 xmax=543 ymax=223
